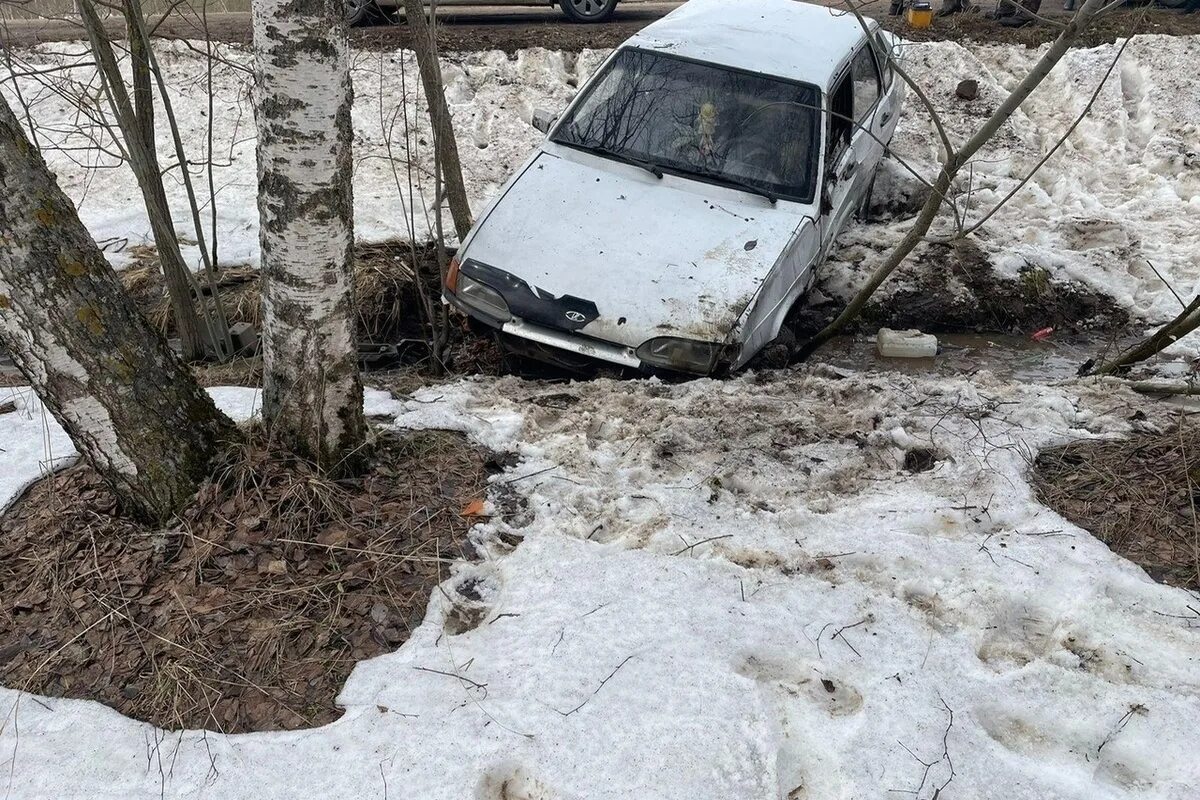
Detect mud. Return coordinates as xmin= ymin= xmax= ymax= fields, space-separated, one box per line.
xmin=5 ymin=3 xmax=1198 ymax=52
xmin=877 ymin=6 xmax=1200 ymax=50
xmin=821 ymin=331 xmax=1120 ymax=383
xmin=796 ymin=238 xmax=1130 ymax=340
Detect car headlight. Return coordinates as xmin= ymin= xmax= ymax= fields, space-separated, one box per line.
xmin=636 ymin=336 xmax=723 ymax=374
xmin=456 ymin=274 xmax=512 ymax=323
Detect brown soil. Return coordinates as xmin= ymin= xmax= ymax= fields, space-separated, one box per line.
xmin=0 ymin=428 xmax=497 ymax=733
xmin=1033 ymin=419 xmax=1200 ymax=590
xmin=797 ymin=238 xmax=1130 ymax=337
xmin=878 ymin=7 xmax=1200 ymax=49
xmin=6 ymin=3 xmax=1196 ymax=52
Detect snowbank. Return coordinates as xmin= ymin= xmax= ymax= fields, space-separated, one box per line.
xmin=0 ymin=42 xmax=604 ymax=271
xmin=2 ymin=37 xmax=1197 ymax=332
xmin=2 ymin=371 xmax=1198 ymax=799
xmin=833 ymin=35 xmax=1200 ymax=332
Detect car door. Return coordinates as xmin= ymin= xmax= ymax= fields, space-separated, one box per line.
xmin=819 ymin=39 xmax=883 ymax=255
xmin=819 ymin=67 xmax=856 ymax=257
xmin=870 ymin=30 xmax=903 ymax=152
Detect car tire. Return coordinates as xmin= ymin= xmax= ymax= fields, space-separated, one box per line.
xmin=752 ymin=325 xmax=797 ymax=370
xmin=559 ymin=0 xmax=618 ymax=23
xmin=346 ymin=0 xmax=378 ymax=27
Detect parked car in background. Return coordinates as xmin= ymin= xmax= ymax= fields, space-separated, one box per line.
xmin=348 ymin=0 xmax=621 ymax=26
xmin=444 ymin=0 xmax=905 ymax=375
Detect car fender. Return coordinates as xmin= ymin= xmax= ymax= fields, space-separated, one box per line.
xmin=729 ymin=217 xmax=821 ymax=368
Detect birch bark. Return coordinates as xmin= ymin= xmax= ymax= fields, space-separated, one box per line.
xmin=252 ymin=0 xmax=365 ymax=471
xmin=0 ymin=97 xmax=236 ymax=524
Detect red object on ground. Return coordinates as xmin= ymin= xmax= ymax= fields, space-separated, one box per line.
xmin=1031 ymin=327 xmax=1055 ymax=342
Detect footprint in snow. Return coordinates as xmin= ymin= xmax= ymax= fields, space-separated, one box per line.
xmin=476 ymin=762 xmax=562 ymax=800
xmin=737 ymin=655 xmax=864 ymax=717
xmin=442 ymin=566 xmax=503 ymax=635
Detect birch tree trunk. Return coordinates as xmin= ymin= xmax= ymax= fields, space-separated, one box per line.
xmin=0 ymin=97 xmax=237 ymax=524
xmin=252 ymin=0 xmax=365 ymax=472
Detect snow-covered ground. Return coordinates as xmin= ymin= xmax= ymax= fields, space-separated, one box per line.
xmin=2 ymin=372 xmax=1199 ymax=799
xmin=837 ymin=35 xmax=1200 ymax=331
xmin=3 ymin=30 xmax=1200 ymax=799
xmin=0 ymin=41 xmax=603 ymax=270
xmin=2 ymin=36 xmax=1198 ymax=330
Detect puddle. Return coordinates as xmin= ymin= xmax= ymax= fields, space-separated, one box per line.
xmin=821 ymin=332 xmax=1132 ymax=383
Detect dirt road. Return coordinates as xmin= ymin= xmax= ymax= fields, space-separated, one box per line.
xmin=4 ymin=1 xmax=680 ymax=50
xmin=4 ymin=0 xmax=1198 ymax=51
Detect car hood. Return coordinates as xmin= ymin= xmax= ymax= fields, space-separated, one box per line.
xmin=461 ymin=147 xmax=813 ymax=349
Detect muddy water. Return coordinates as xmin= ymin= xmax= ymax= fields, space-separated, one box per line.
xmin=0 ymin=332 xmax=1133 ymax=387
xmin=820 ymin=332 xmax=1126 ymax=383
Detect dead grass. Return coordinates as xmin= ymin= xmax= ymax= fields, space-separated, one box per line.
xmin=1033 ymin=420 xmax=1200 ymax=590
xmin=114 ymin=239 xmax=509 ymax=386
xmin=120 ymin=240 xmax=420 ymax=343
xmin=191 ymin=356 xmax=264 ymax=388
xmin=0 ymin=428 xmax=497 ymax=733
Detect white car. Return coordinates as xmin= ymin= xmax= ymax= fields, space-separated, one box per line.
xmin=445 ymin=0 xmax=905 ymax=375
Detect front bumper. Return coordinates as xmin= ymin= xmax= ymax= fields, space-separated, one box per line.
xmin=500 ymin=317 xmax=642 ymax=369
xmin=445 ymin=292 xmax=730 ymax=376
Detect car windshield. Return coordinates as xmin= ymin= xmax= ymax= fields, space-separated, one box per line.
xmin=552 ymin=48 xmax=821 ymax=203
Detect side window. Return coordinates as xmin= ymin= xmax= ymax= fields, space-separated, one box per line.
xmin=873 ymin=32 xmax=894 ymax=90
xmin=850 ymin=45 xmax=881 ymax=122
xmin=827 ymin=74 xmax=853 ymax=164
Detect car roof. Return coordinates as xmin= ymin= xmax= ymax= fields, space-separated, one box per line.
xmin=622 ymin=0 xmax=875 ymax=89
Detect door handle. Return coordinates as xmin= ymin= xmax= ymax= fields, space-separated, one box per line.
xmin=838 ymin=156 xmax=857 ymax=182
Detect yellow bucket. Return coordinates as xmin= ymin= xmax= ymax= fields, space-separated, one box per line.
xmin=907 ymin=4 xmax=933 ymax=27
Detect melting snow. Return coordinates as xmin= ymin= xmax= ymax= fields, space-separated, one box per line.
xmin=830 ymin=35 xmax=1200 ymax=334
xmin=2 ymin=370 xmax=1198 ymax=799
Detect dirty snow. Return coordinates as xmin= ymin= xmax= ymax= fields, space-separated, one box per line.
xmin=3 ymin=36 xmax=1198 ymax=334
xmin=2 ymin=370 xmax=1199 ymax=799
xmin=830 ymin=35 xmax=1200 ymax=333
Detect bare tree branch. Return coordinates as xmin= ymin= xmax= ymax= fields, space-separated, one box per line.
xmin=794 ymin=0 xmax=1108 ymax=362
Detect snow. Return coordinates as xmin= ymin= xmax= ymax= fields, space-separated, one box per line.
xmin=3 ymin=32 xmax=1200 ymax=798
xmin=0 ymin=42 xmax=603 ymax=270
xmin=0 ymin=387 xmax=75 ymax=512
xmin=3 ymin=370 xmax=1199 ymax=799
xmin=4 ymin=36 xmax=1196 ymax=335
xmin=831 ymin=35 xmax=1200 ymax=332
xmin=0 ymin=385 xmax=260 ymax=512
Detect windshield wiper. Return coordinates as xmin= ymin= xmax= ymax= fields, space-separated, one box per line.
xmin=570 ymin=143 xmax=663 ymax=179
xmin=682 ymin=168 xmax=778 ymax=205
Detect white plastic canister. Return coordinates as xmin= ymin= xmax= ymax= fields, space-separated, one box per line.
xmin=876 ymin=328 xmax=939 ymax=359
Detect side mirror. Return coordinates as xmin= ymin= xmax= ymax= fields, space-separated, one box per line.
xmin=531 ymin=108 xmax=559 ymax=134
